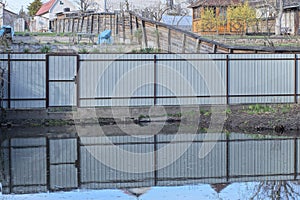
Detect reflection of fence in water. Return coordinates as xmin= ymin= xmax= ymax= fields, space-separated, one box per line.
xmin=0 ymin=132 xmax=299 ymax=194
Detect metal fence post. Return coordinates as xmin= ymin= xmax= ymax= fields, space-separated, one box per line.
xmin=8 ymin=138 xmax=12 ymax=193
xmin=226 ymin=55 xmax=230 ymax=105
xmin=46 ymin=137 xmax=50 ymax=191
xmin=46 ymin=54 xmax=49 ymax=108
xmin=154 ymin=55 xmax=157 ymax=105
xmin=76 ymin=137 xmax=81 ymax=188
xmin=226 ymin=133 xmax=230 ymax=182
xmin=294 ymin=54 xmax=298 ymax=104
xmin=294 ymin=137 xmax=298 ymax=180
xmin=7 ymin=54 xmax=11 ymax=109
xmin=76 ymin=55 xmax=80 ymax=108
xmin=154 ymin=134 xmax=157 ymax=186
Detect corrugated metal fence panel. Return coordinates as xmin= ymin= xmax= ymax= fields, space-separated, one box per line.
xmin=49 ymin=138 xmax=78 ymax=190
xmin=49 ymin=138 xmax=77 ymax=164
xmin=156 ymin=54 xmax=227 ymax=105
xmin=49 ymin=55 xmax=77 ymax=107
xmin=1 ymin=139 xmax=10 ymax=194
xmin=11 ymin=137 xmax=46 ymax=147
xmin=10 ymin=54 xmax=46 ymax=108
xmin=11 ymin=139 xmax=47 ymax=193
xmin=157 ymin=133 xmax=227 ymax=185
xmin=229 ymin=54 xmax=294 ymax=104
xmin=0 ymin=55 xmax=8 ymax=108
xmin=49 ymin=56 xmax=77 ymax=80
xmin=80 ymin=54 xmax=154 ymax=107
xmin=49 ymin=82 xmax=76 ymax=106
xmin=50 ymin=165 xmax=77 ymax=190
xmin=229 ymin=139 xmax=294 ymax=182
xmin=80 ymin=135 xmax=155 ymax=189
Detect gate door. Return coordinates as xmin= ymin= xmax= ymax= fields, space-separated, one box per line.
xmin=47 ymin=54 xmax=78 ymax=107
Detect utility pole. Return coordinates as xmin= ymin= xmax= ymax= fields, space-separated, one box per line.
xmin=104 ymin=0 xmax=107 ymax=12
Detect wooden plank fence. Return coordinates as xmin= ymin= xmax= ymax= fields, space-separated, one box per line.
xmin=50 ymin=11 xmax=300 ymax=54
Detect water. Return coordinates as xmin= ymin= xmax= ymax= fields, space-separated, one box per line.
xmin=1 ymin=126 xmax=300 ymax=199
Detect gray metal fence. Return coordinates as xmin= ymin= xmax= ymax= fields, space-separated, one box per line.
xmin=1 ymin=53 xmax=300 ymax=108
xmin=1 ymin=133 xmax=299 ymax=194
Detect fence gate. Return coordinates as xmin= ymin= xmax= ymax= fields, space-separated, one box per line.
xmin=49 ymin=138 xmax=79 ymax=191
xmin=47 ymin=54 xmax=79 ymax=107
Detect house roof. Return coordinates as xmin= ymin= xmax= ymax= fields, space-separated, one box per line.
xmin=283 ymin=0 xmax=300 ymax=9
xmin=36 ymin=0 xmax=56 ymax=16
xmin=162 ymin=15 xmax=192 ymax=26
xmin=188 ymin=0 xmax=242 ymax=8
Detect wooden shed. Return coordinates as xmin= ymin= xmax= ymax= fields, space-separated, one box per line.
xmin=189 ymin=0 xmax=243 ymax=35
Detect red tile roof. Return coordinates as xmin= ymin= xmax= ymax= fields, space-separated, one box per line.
xmin=35 ymin=0 xmax=56 ymax=16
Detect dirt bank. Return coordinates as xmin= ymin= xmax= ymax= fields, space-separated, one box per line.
xmin=1 ymin=104 xmax=300 ymax=135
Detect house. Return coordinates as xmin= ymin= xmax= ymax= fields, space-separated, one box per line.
xmin=0 ymin=2 xmax=18 ymax=28
xmin=33 ymin=0 xmax=76 ymax=32
xmin=249 ymin=0 xmax=300 ymax=35
xmin=189 ymin=0 xmax=242 ymax=35
xmin=281 ymin=1 xmax=300 ymax=35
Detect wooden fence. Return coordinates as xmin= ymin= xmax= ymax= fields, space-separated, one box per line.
xmin=50 ymin=11 xmax=300 ymax=54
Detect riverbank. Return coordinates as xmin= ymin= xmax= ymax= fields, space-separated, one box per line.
xmin=1 ymin=104 xmax=300 ymax=135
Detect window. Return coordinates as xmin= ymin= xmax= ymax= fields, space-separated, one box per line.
xmin=193 ymin=7 xmax=201 ymax=19
xmin=219 ymin=7 xmax=227 ymax=20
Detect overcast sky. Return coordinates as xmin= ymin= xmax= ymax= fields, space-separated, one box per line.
xmin=6 ymin=0 xmax=43 ymax=13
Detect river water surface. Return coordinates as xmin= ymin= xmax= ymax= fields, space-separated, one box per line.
xmin=1 ymin=126 xmax=300 ymax=199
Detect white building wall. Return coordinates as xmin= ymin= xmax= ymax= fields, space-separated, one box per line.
xmin=34 ymin=15 xmax=49 ymax=32
xmin=0 ymin=4 xmax=4 ymax=27
xmin=49 ymin=0 xmax=77 ymax=20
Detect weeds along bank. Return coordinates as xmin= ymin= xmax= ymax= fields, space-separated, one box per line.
xmin=1 ymin=104 xmax=300 ymax=135
xmin=0 ymin=35 xmax=141 ymax=53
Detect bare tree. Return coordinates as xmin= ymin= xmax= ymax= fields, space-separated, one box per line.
xmin=76 ymin=0 xmax=98 ymax=12
xmin=141 ymin=2 xmax=171 ymax=21
xmin=250 ymin=181 xmax=300 ymax=200
xmin=263 ymin=0 xmax=284 ymax=35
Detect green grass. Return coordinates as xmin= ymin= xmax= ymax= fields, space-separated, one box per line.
xmin=246 ymin=104 xmax=275 ymax=114
xmin=15 ymin=32 xmax=74 ymax=37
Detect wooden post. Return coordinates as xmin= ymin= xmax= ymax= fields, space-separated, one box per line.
xmin=97 ymin=14 xmax=101 ymax=34
xmin=181 ymin=34 xmax=186 ymax=53
xmin=104 ymin=13 xmax=107 ymax=29
xmin=212 ymin=44 xmax=217 ymax=53
xmin=115 ymin=14 xmax=119 ymax=35
xmin=135 ymin=16 xmax=139 ymax=29
xmin=129 ymin=13 xmax=133 ymax=40
xmin=167 ymin=28 xmax=171 ymax=53
xmin=155 ymin=25 xmax=160 ymax=50
xmin=141 ymin=20 xmax=148 ymax=48
xmin=122 ymin=12 xmax=126 ymax=43
xmin=110 ymin=14 xmax=113 ymax=31
xmin=80 ymin=16 xmax=84 ymax=32
xmin=72 ymin=18 xmax=75 ymax=33
xmin=86 ymin=15 xmax=90 ymax=33
xmin=62 ymin=18 xmax=65 ymax=33
xmin=196 ymin=38 xmax=201 ymax=53
xmin=91 ymin=14 xmax=94 ymax=33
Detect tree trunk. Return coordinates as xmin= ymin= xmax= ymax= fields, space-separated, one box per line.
xmin=275 ymin=0 xmax=283 ymax=35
